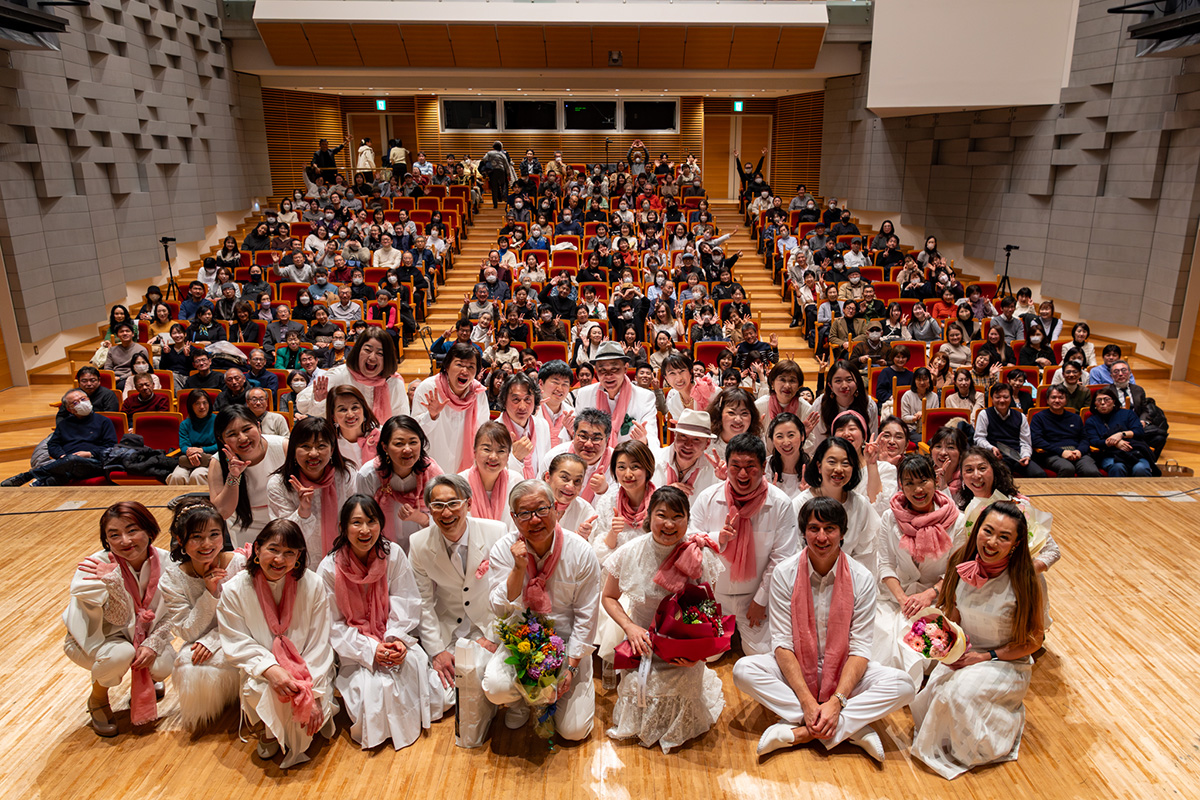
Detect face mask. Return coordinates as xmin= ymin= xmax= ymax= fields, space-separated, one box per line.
xmin=325 ymin=213 xmax=334 ymax=220
xmin=1030 ymin=335 xmax=1043 ymax=344
xmin=333 ymin=340 xmax=345 ymax=350
xmin=761 ymin=192 xmax=769 ymax=199
xmin=868 ymin=331 xmax=881 ymax=342
xmin=316 ymin=278 xmax=327 ymax=286
xmin=656 ymin=276 xmax=666 ymax=286
xmin=486 ymin=275 xmax=497 ymax=284
xmin=134 ymin=363 xmax=149 ymax=373
xmin=515 ymin=202 xmax=523 ymax=209
xmin=850 ymin=275 xmax=861 ymax=284
xmin=73 ymin=399 xmax=93 ymax=417
xmin=291 ymin=381 xmax=307 ymax=392
xmin=352 ymin=277 xmax=363 ymax=286
xmin=807 ymin=203 xmax=815 ymax=209
xmin=299 ymin=295 xmax=311 ymax=304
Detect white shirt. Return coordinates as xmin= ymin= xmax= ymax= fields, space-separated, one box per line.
xmin=414 ymin=381 xmax=490 ymax=475
xmin=502 ymin=413 xmax=553 ymax=479
xmin=842 ymin=250 xmax=870 ymax=269
xmin=295 ymin=363 xmax=410 ymax=420
xmin=571 ymin=381 xmax=661 ymax=449
xmin=409 ymin=517 xmax=508 ymax=655
xmin=688 ymin=481 xmax=799 ymax=606
xmin=974 ymin=407 xmax=1033 ymax=460
xmin=487 ymin=528 xmax=601 ymax=661
xmin=652 ymin=444 xmax=719 ymax=507
xmin=793 ymin=488 xmax=880 ymax=577
xmin=316 ymin=547 xmax=423 ymax=668
xmin=768 ymin=550 xmax=877 ymax=666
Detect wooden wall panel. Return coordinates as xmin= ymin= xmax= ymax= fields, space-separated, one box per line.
xmin=353 ymin=24 xmax=408 ymax=67
xmin=303 ymin=23 xmax=364 ymax=67
xmin=683 ymin=27 xmax=732 ymax=69
xmin=590 ymin=26 xmax=639 ymax=68
xmin=449 ymin=25 xmax=501 ymax=68
xmin=703 ymin=114 xmax=732 ymax=200
xmin=263 ymin=88 xmax=348 ymax=197
xmin=341 ymin=97 xmax=416 ymax=114
xmin=257 ymin=22 xmax=316 ymax=67
xmin=400 ymin=25 xmax=454 ymax=67
xmin=771 ymin=90 xmax=824 ymax=198
xmin=774 ymin=27 xmax=825 ymax=70
xmin=703 ymin=98 xmax=776 ymax=115
xmin=543 ymin=27 xmax=591 ymax=68
xmin=638 ymin=27 xmax=686 ymax=69
xmin=728 ymin=27 xmax=779 ymax=70
xmin=497 ymin=26 xmax=547 ymax=68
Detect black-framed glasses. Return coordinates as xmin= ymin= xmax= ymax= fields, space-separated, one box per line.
xmin=513 ymin=505 xmax=553 ymax=523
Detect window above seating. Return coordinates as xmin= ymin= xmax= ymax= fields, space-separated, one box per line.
xmin=440 ymin=97 xmax=677 ymax=133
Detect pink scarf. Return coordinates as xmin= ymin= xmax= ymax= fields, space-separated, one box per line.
xmin=299 ymin=466 xmax=341 ymax=557
xmin=665 ymin=452 xmax=700 ymax=487
xmin=769 ymin=393 xmax=800 ymax=418
xmin=691 ymin=376 xmax=716 ymax=413
xmin=116 ymin=549 xmax=162 ymax=726
xmin=348 ymin=367 xmax=394 ymax=426
xmin=957 ymin=555 xmax=1009 ymax=588
xmin=435 ymin=372 xmax=485 ymax=472
xmin=355 ymin=428 xmax=381 ymax=467
xmin=501 ymin=413 xmax=538 ymax=479
xmin=333 ymin=547 xmax=390 ymax=641
xmin=791 ymin=550 xmax=854 ymax=703
xmin=616 ymin=482 xmax=655 ymax=529
xmin=542 ymin=404 xmax=568 ymax=443
xmin=523 ymin=524 xmax=565 ymax=614
xmin=466 ymin=465 xmax=510 ymax=522
xmin=572 ymin=442 xmax=610 ymax=504
xmin=890 ymin=490 xmax=958 ymax=562
xmin=724 ymin=480 xmax=769 ymax=582
xmin=654 ymin=535 xmax=717 ymax=593
xmin=251 ymin=572 xmax=317 ymax=729
xmin=374 ymin=458 xmax=444 ymax=544
xmin=594 ymin=378 xmax=634 ymax=449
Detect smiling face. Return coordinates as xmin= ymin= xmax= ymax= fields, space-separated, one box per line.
xmin=103 ymin=516 xmax=151 ymax=564
xmin=975 ymin=511 xmax=1019 ymax=565
xmin=961 ymin=453 xmax=994 ymax=497
xmin=505 ymin=384 xmax=535 ymax=425
xmin=830 ymin=367 xmax=858 ymax=402
xmin=721 ymin=401 xmax=752 ymax=439
xmin=614 ymin=453 xmax=647 ymax=493
xmin=804 ymin=515 xmax=843 ymax=562
xmin=295 ymin=433 xmax=332 ymax=479
xmin=727 ymin=452 xmax=763 ymax=494
xmin=344 ymin=503 xmax=382 ymax=561
xmin=513 ymin=488 xmax=558 ymax=550
xmin=594 ymin=358 xmax=626 ymax=394
xmin=572 ymin=422 xmax=606 ymax=464
xmin=445 ymin=357 xmax=478 ymax=393
xmin=219 ymin=416 xmax=261 ymax=459
xmin=546 ymin=460 xmax=585 ymax=504
xmin=771 ymin=421 xmax=803 ymax=463
xmin=332 ymin=395 xmax=364 ymax=438
xmin=649 ymin=502 xmax=689 ymax=547
xmin=819 ymin=444 xmax=852 ymax=490
xmin=474 ymin=436 xmax=510 ymax=475
xmin=900 ymin=470 xmax=936 ymax=511
xmin=255 ymin=534 xmax=300 ymax=581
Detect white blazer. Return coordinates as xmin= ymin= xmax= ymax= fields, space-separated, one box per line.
xmin=571 ymin=381 xmax=661 ymax=449
xmin=407 ymin=517 xmax=508 ymax=656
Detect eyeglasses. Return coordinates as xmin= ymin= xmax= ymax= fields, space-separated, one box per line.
xmin=428 ymin=499 xmax=467 ymax=512
xmin=575 ymin=432 xmax=608 ymax=444
xmin=513 ymin=505 xmax=554 ymax=523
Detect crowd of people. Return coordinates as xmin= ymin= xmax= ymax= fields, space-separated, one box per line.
xmin=36 ymin=140 xmax=1156 ymax=779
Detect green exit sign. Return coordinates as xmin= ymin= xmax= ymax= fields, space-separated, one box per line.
xmin=733 ymin=100 xmax=743 ymax=112
xmin=376 ymin=99 xmax=387 ymax=111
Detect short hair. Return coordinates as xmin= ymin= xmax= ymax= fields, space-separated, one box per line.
xmin=707 ymin=387 xmax=762 ymax=438
xmin=989 ymin=382 xmax=1012 ymax=399
xmin=725 ymin=432 xmax=767 ymax=466
xmin=113 ymin=321 xmax=135 ymax=335
xmin=609 ymin=439 xmax=655 ymax=476
xmin=804 ymin=436 xmax=862 ymax=492
xmin=98 ymin=501 xmax=160 ymax=552
xmin=1046 ymin=384 xmax=1068 ymax=400
xmin=442 ymin=342 xmax=482 ymax=374
xmin=574 ymin=407 xmax=612 ymax=436
xmin=546 ymin=452 xmax=587 ymax=478
xmin=246 ymin=519 xmax=308 ymax=577
xmin=424 ymin=473 xmax=472 ymax=507
xmin=538 ymin=360 xmax=573 ymax=384
xmin=999 ymin=296 xmax=1016 ymax=309
xmin=474 ymin=420 xmax=512 ymax=452
xmin=500 ymin=371 xmax=541 ymax=413
xmin=797 ymin=496 xmax=848 ymax=535
xmin=1091 ymin=385 xmax=1120 ymax=415
xmin=1102 ymin=343 xmax=1122 ymax=358
xmin=896 ymin=452 xmax=937 ymax=486
xmin=508 ymin=478 xmax=554 ymax=514
xmin=76 ymin=365 xmax=100 ymax=381
xmin=647 ymin=486 xmax=690 ymax=521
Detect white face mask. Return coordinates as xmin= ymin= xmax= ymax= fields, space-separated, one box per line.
xmin=72 ymin=399 xmax=93 ymax=417
xmin=352 ymin=277 xmax=363 ymax=285
xmin=486 ymin=275 xmax=497 ymax=284
xmin=333 ymin=340 xmax=345 ymax=350
xmin=291 ymin=381 xmax=307 ymax=391
xmin=850 ymin=275 xmax=861 ymax=284
xmin=133 ymin=363 xmax=150 ymax=373
xmin=1030 ymin=335 xmax=1043 ymax=344
xmin=868 ymin=331 xmax=881 ymax=342
xmin=325 ymin=213 xmax=335 ymax=220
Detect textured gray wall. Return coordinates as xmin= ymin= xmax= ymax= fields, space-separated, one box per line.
xmin=0 ymin=0 xmax=270 ymax=342
xmin=821 ymin=0 xmax=1200 ymax=339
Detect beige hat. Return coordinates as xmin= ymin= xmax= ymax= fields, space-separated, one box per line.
xmin=668 ymin=409 xmax=718 ymax=440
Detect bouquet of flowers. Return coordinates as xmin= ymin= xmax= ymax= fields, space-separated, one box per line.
xmin=963 ymin=491 xmax=1052 ymax=556
xmin=903 ymin=607 xmax=969 ymax=663
xmin=495 ymin=608 xmax=567 ymax=740
xmin=614 ymin=583 xmax=735 ymax=668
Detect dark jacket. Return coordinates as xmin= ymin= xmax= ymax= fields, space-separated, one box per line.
xmin=48 ymin=412 xmax=117 ymax=459
xmin=1031 ymin=409 xmax=1087 ymax=454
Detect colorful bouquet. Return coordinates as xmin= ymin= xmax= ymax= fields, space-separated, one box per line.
xmin=614 ymin=583 xmax=735 ymax=669
xmin=495 ymin=608 xmax=567 ymax=740
xmin=903 ymin=607 xmax=969 ymax=663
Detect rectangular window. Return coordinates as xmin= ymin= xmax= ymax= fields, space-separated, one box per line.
xmin=503 ymin=100 xmax=557 ymax=130
xmin=563 ymin=100 xmax=617 ymax=130
xmin=441 ymin=99 xmax=497 ymax=130
xmin=623 ymin=100 xmax=677 ymax=131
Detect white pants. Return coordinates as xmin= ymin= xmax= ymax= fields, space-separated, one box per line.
xmin=481 ymin=648 xmax=595 ymax=741
xmin=717 ymin=591 xmax=772 ymax=656
xmin=64 ymin=635 xmax=174 ymax=688
xmin=166 ymin=465 xmax=209 ymax=485
xmin=732 ymin=655 xmax=915 ymax=747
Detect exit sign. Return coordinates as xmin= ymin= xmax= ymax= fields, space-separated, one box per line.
xmin=376 ymin=99 xmax=387 ymax=111
xmin=733 ymin=100 xmax=743 ymax=112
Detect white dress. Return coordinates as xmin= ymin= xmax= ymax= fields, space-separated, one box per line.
xmin=793 ymin=488 xmax=880 ymax=576
xmin=871 ymin=509 xmax=965 ymax=683
xmin=160 ymin=552 xmax=248 ymax=728
xmin=211 ymin=435 xmax=289 ymax=548
xmin=590 ymin=487 xmax=652 ymax=658
xmin=266 ymin=469 xmax=361 ymax=566
xmin=770 ymin=470 xmax=804 ymax=501
xmin=217 ymin=570 xmax=336 ymax=769
xmin=909 ymin=573 xmax=1034 ymax=780
xmin=869 ymin=461 xmax=899 ymax=517
xmin=317 ymin=548 xmax=446 ymax=750
xmin=356 ymin=460 xmax=434 ymax=553
xmin=603 ymin=535 xmax=726 ymax=753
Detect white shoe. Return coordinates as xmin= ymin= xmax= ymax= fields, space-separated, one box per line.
xmin=847 ymin=727 xmax=885 ymax=762
xmin=504 ymin=703 xmax=530 ymax=729
xmin=756 ymin=722 xmax=797 ymax=756
xmin=256 ymin=738 xmax=280 ymax=759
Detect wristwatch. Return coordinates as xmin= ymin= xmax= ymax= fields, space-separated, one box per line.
xmin=567 ymin=665 xmax=579 ymax=676
xmin=834 ymin=692 xmax=848 ymax=708
xmin=988 ymin=649 xmax=999 ymax=661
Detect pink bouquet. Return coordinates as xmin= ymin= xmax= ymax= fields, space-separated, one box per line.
xmin=903 ymin=607 xmax=969 ymax=663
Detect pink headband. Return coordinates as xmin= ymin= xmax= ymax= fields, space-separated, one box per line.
xmin=831 ymin=409 xmax=868 ymax=437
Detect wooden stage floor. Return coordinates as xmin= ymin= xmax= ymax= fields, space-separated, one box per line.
xmin=1 ymin=481 xmax=1197 ymax=800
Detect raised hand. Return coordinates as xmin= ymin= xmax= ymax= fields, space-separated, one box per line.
xmin=222 ymin=446 xmax=250 ymax=479
xmin=510 ymin=537 xmax=530 ymax=571
xmin=422 ymin=388 xmax=448 ymax=420
xmin=630 ymin=420 xmax=648 ymax=444
xmin=202 ymin=565 xmax=228 ymax=598
xmin=705 ymin=450 xmax=728 ymax=481
xmin=77 ymin=556 xmax=119 ymax=581
xmin=312 ymin=374 xmax=330 ymax=403
xmin=587 ymin=472 xmax=609 ymax=497
xmin=288 ymin=475 xmax=316 ymax=519
xmin=864 ymin=436 xmax=879 ymax=466
xmin=576 ymin=514 xmax=598 ymax=541
xmin=512 ymin=436 xmax=533 ymax=462
xmin=769 ymin=333 xmax=779 ymax=347
xmin=719 ymin=509 xmax=741 ymax=548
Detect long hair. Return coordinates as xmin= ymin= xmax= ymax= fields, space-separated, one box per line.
xmin=276 ymin=415 xmax=348 ymax=490
xmin=329 ymin=384 xmax=380 ymax=438
xmin=376 ymin=415 xmax=431 ymax=481
xmin=937 ymin=501 xmax=1042 ymax=647
xmin=804 ymin=436 xmax=862 ymax=493
xmin=215 ymin=405 xmax=260 ymax=531
xmin=328 ymin=494 xmax=391 ymax=560
xmin=766 ymin=412 xmax=806 ymax=482
xmin=820 ymin=359 xmax=869 ymax=434
xmin=956 ymin=446 xmax=1016 ymax=510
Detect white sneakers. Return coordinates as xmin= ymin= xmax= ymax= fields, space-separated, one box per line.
xmin=847 ymin=727 xmax=885 ymax=762
xmin=755 ymin=722 xmax=797 ymax=756
xmin=504 ymin=703 xmax=530 ymax=729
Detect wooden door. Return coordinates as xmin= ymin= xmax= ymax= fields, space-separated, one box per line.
xmin=738 ymin=115 xmax=773 ymax=187
xmin=388 ymin=114 xmax=419 ymax=167
xmin=703 ymin=114 xmax=732 ymax=200
xmin=348 ymin=114 xmax=386 ymax=175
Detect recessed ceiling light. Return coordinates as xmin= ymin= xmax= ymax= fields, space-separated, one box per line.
xmin=318 ymin=86 xmax=323 ymax=89
xmin=368 ymin=87 xmax=373 ymax=90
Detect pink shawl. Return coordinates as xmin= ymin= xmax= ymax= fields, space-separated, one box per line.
xmin=523 ymin=524 xmax=565 ymax=614
xmin=768 ymin=393 xmax=800 ymax=418
xmin=957 ymin=555 xmax=1009 ymax=588
xmin=594 ymin=378 xmax=634 ymax=449
xmin=654 ymin=535 xmax=718 ymax=593
xmin=333 ymin=547 xmax=390 ymax=641
xmin=348 ymin=367 xmax=394 ymax=428
xmin=434 ymin=371 xmax=485 ymax=472
xmin=374 ymin=458 xmax=444 ymax=544
xmin=299 ymin=466 xmax=340 ymax=557
xmin=466 ymin=465 xmax=510 ymax=522
xmin=251 ymin=572 xmax=317 ymax=728
xmin=889 ymin=490 xmax=958 ymax=562
xmin=723 ymin=480 xmax=768 ymax=582
xmin=616 ymin=482 xmax=655 ymax=529
xmin=116 ymin=548 xmax=162 ymax=726
xmin=501 ymin=413 xmax=538 ymax=479
xmin=791 ymin=550 xmax=854 ymax=703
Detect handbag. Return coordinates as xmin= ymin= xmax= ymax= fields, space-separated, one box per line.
xmin=1159 ymin=459 xmax=1193 ymax=477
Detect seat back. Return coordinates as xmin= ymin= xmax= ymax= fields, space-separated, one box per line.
xmin=132 ymin=412 xmax=184 ymax=451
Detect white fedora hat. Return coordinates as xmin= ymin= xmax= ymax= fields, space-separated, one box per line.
xmin=668 ymin=409 xmax=718 ymax=440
